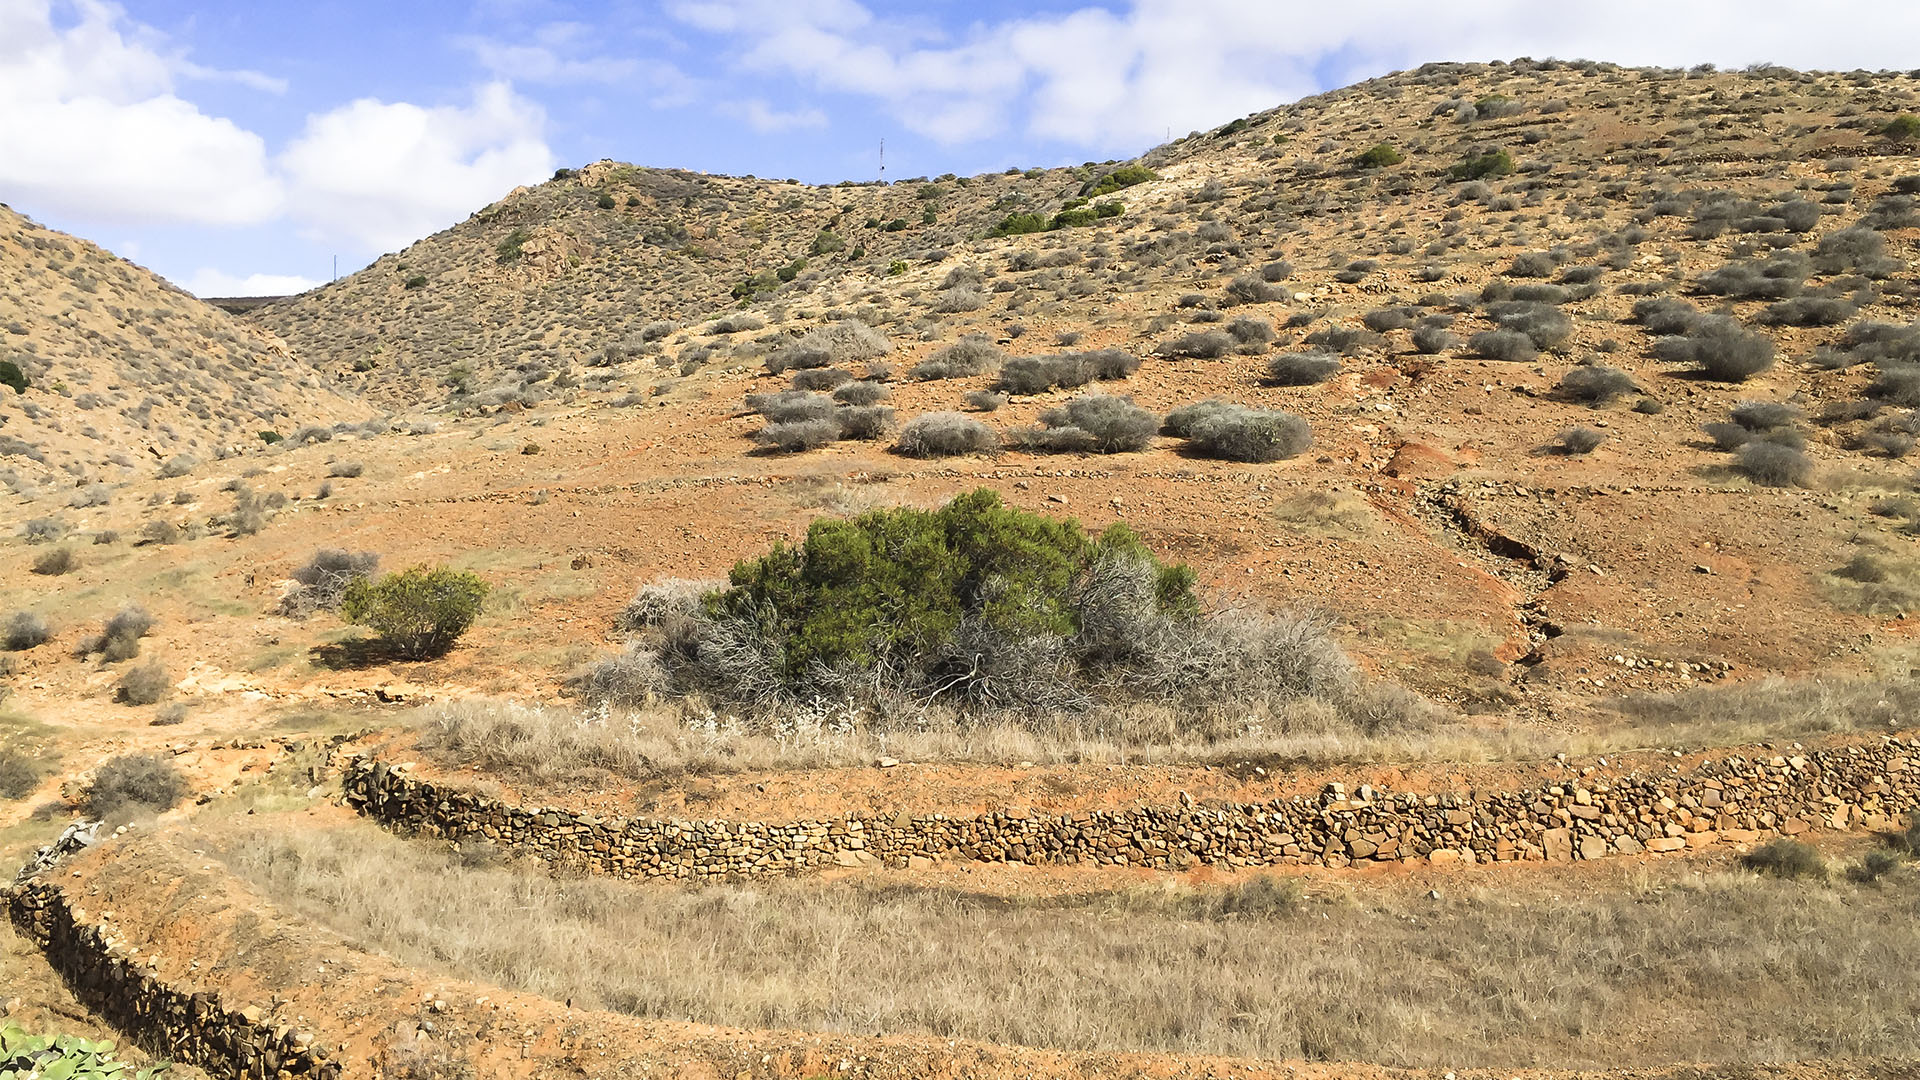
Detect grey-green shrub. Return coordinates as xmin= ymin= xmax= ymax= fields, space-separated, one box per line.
xmin=895 ymin=412 xmax=998 ymax=458
xmin=1184 ymin=407 xmax=1312 ymax=463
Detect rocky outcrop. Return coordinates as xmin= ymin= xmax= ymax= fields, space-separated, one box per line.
xmin=343 ymin=736 xmax=1918 ymax=880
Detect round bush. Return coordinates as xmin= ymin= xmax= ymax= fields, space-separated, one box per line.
xmin=1185 ymin=407 xmax=1313 ymax=463
xmin=1472 ymin=329 xmax=1538 ymax=362
xmin=1035 ymin=394 xmax=1158 ymax=453
xmin=1557 ymin=364 xmax=1636 ymax=405
xmin=116 ymin=660 xmax=170 ymax=706
xmin=1558 ymin=426 xmax=1606 ymax=454
xmin=753 ymin=419 xmax=842 ymax=453
xmin=895 ymin=412 xmax=999 ymax=458
xmin=792 ymin=367 xmax=854 ymax=392
xmin=4 ymin=611 xmax=50 ymax=651
xmin=1736 ymin=441 xmax=1814 ymax=487
xmin=832 ymin=381 xmax=891 ymax=406
xmin=1265 ymin=352 xmax=1341 ymax=386
xmin=340 ymin=566 xmax=490 ymax=659
xmin=88 ymin=752 xmax=187 ymax=819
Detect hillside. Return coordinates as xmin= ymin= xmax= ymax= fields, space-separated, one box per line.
xmin=219 ymin=57 xmax=1920 ymax=711
xmin=6 ymin=57 xmax=1920 ymax=1080
xmin=0 ymin=205 xmax=367 ymax=493
xmin=253 ymin=59 xmax=1920 ymax=412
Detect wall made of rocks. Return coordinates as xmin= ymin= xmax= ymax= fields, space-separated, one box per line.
xmin=343 ymin=737 xmax=1918 ymax=880
xmin=5 ymin=880 xmax=340 ymax=1080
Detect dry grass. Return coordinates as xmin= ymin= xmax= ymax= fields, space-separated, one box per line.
xmin=414 ymin=698 xmax=1508 ymax=783
xmin=415 ymin=668 xmax=1917 ymax=784
xmin=1601 ymin=674 xmax=1920 ymax=748
xmin=219 ymin=820 xmax=1920 ymax=1068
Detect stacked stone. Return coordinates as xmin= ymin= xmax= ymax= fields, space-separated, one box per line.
xmin=342 ymin=737 xmax=1917 ymax=880
xmin=4 ymin=881 xmax=339 ymax=1080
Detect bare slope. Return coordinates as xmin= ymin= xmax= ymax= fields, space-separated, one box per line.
xmin=0 ymin=205 xmax=366 ymax=492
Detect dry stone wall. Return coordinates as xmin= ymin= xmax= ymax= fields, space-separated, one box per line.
xmin=343 ymin=736 xmax=1919 ymax=879
xmin=5 ymin=880 xmax=341 ymax=1080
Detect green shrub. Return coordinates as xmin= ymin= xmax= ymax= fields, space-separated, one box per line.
xmin=1882 ymin=115 xmax=1920 ymax=140
xmin=732 ymin=268 xmax=781 ymax=300
xmin=596 ymin=193 xmax=617 ymax=209
xmin=259 ymin=430 xmax=282 ymax=444
xmin=87 ymin=752 xmax=186 ymax=819
xmin=1895 ymin=818 xmax=1920 ymax=855
xmin=0 ymin=1021 xmax=168 ymax=1079
xmin=495 ymin=228 xmax=531 ymax=264
xmin=1448 ymin=149 xmax=1515 ymax=181
xmin=810 ymin=229 xmax=847 ymax=255
xmin=1050 ymin=208 xmax=1101 ymax=229
xmin=991 ymin=212 xmax=1049 ymax=237
xmin=0 ymin=359 xmax=26 ymax=394
xmin=575 ymin=490 xmax=1413 ymax=726
xmin=1083 ymin=165 xmax=1156 ymax=198
xmin=341 ymin=566 xmax=490 ymax=660
xmin=1355 ymin=143 xmax=1404 ymax=169
xmin=1849 ymin=850 xmax=1905 ymax=884
xmin=404 ymin=275 xmax=428 ymax=290
xmin=1742 ymin=838 xmax=1826 ymax=879
xmin=709 ymin=490 xmax=1194 ymax=691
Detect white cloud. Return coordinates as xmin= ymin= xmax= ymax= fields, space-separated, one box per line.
xmin=669 ymin=0 xmax=1920 ymax=148
xmin=734 ymin=98 xmax=828 ymax=133
xmin=0 ymin=0 xmax=284 ymax=224
xmin=278 ymin=82 xmax=556 ymax=253
xmin=455 ymin=21 xmax=639 ymax=84
xmin=176 ymin=59 xmax=289 ymax=94
xmin=0 ymin=3 xmax=559 ymax=262
xmin=181 ymin=268 xmax=323 ymax=298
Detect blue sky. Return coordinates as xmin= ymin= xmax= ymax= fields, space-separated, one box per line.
xmin=7 ymin=0 xmax=1920 ymax=297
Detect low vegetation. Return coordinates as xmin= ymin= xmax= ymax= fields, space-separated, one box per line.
xmin=78 ymin=605 xmax=153 ymax=663
xmin=87 ymin=752 xmax=186 ymax=820
xmin=223 ymin=822 xmax=1920 ymax=1069
xmin=0 ymin=1023 xmax=167 ymax=1080
xmin=894 ymin=412 xmax=998 ymax=458
xmin=341 ymin=566 xmax=489 ymax=659
xmin=278 ymin=549 xmax=380 ymax=617
xmin=573 ymin=492 xmax=1411 ymax=736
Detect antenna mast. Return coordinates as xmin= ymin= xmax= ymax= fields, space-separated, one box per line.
xmin=878 ymin=138 xmax=885 ymax=183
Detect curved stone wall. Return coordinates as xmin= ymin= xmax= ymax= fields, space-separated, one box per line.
xmin=343 ymin=735 xmax=1918 ymax=879
xmin=6 ymin=880 xmax=340 ymax=1080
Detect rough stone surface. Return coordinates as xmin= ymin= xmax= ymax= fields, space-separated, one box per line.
xmin=4 ymin=880 xmax=339 ymax=1080
xmin=340 ymin=736 xmax=1920 ymax=880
